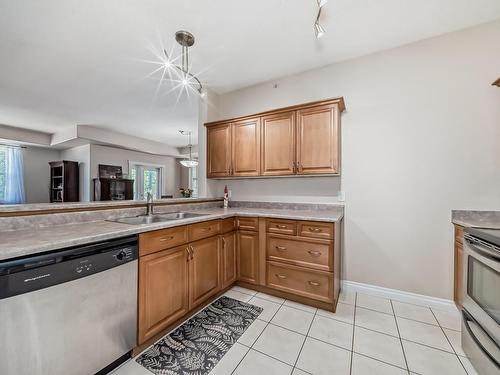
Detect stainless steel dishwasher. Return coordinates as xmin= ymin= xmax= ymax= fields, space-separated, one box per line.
xmin=0 ymin=236 xmax=138 ymax=375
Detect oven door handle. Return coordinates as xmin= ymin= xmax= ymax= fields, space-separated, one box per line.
xmin=465 ymin=237 xmax=500 ymax=261
xmin=462 ymin=310 xmax=500 ymax=368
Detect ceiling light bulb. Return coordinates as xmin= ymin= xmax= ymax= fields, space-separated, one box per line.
xmin=164 ymin=60 xmax=171 ymax=68
xmin=199 ymin=90 xmax=207 ymax=98
xmin=318 ymin=0 xmax=327 ymax=7
xmin=182 ymin=78 xmax=188 ymax=86
xmin=315 ymin=21 xmax=325 ymax=38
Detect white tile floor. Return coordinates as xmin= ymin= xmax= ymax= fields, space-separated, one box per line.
xmin=113 ymin=287 xmax=478 ymax=375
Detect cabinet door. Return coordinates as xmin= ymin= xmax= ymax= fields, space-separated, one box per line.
xmin=138 ymin=246 xmax=189 ymax=344
xmin=189 ymin=236 xmax=220 ymax=308
xmin=296 ymin=103 xmax=340 ymax=174
xmin=221 ymin=232 xmax=237 ymax=288
xmin=207 ymin=123 xmax=232 ymax=177
xmin=237 ymin=230 xmax=259 ymax=284
xmin=231 ymin=118 xmax=261 ymax=176
xmin=261 ymin=111 xmax=295 ymax=175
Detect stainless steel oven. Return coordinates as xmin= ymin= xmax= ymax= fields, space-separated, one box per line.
xmin=462 ymin=228 xmax=500 ymax=375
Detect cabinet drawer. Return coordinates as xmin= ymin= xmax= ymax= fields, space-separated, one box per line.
xmin=221 ymin=218 xmax=236 ymax=233
xmin=298 ymin=221 xmax=334 ymax=240
xmin=267 ymin=236 xmax=332 ymax=271
xmin=267 ymin=219 xmax=296 ymax=235
xmin=188 ymin=220 xmax=221 ymax=242
xmin=139 ymin=226 xmax=188 ymax=256
xmin=267 ymin=262 xmax=333 ymax=303
xmin=237 ymin=217 xmax=259 ymax=231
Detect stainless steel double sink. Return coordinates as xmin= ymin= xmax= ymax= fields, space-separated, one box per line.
xmin=109 ymin=212 xmax=208 ymax=225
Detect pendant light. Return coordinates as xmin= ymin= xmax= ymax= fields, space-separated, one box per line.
xmin=315 ymin=0 xmax=327 ymax=39
xmin=179 ymin=130 xmax=198 ymax=168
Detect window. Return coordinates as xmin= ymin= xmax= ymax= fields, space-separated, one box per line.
xmin=128 ymin=162 xmax=164 ymax=200
xmin=0 ymin=147 xmax=5 ymax=202
xmin=189 ymin=166 xmax=198 ymax=198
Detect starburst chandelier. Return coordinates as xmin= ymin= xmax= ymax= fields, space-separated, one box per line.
xmin=315 ymin=0 xmax=327 ymax=38
xmin=153 ymin=30 xmax=205 ymax=98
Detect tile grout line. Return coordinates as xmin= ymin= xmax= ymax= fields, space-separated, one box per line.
xmin=291 ymin=302 xmax=318 ymax=374
xmin=349 ymin=292 xmax=358 ymax=375
xmin=390 ymin=299 xmax=411 ymax=374
xmin=230 ymin=295 xmax=287 ymax=375
xmin=430 ymin=308 xmax=470 ymax=375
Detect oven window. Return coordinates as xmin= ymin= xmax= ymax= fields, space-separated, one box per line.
xmin=468 ymin=257 xmax=500 ymax=324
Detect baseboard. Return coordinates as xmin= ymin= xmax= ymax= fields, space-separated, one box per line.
xmin=342 ymin=280 xmax=457 ymax=311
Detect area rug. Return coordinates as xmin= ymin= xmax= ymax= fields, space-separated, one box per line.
xmin=136 ymin=296 xmax=263 ymax=375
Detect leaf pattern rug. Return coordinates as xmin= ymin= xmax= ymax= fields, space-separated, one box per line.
xmin=136 ymin=296 xmax=263 ymax=375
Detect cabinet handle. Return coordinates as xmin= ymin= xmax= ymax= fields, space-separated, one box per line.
xmin=276 ymin=224 xmax=288 ymax=229
xmin=275 ymin=245 xmax=287 ymax=251
xmin=298 ymin=162 xmax=303 ymax=173
xmin=190 ymin=245 xmax=195 ymax=260
xmin=202 ymin=227 xmax=212 ymax=232
xmin=159 ymin=236 xmax=174 ymax=242
xmin=308 ymin=281 xmax=320 ymax=286
xmin=222 ymin=237 xmax=226 ymax=249
xmin=307 ymin=250 xmax=321 ymax=257
xmin=308 ymin=227 xmax=322 ymax=233
xmin=186 ymin=247 xmax=191 ymax=262
xmin=275 ymin=274 xmax=287 ymax=279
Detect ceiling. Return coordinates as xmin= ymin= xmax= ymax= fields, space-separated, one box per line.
xmin=1 ymin=0 xmax=499 ymax=146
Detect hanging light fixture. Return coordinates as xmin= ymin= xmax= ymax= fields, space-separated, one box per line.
xmin=159 ymin=30 xmax=205 ymax=96
xmin=179 ymin=130 xmax=198 ymax=168
xmin=315 ymin=0 xmax=327 ymax=39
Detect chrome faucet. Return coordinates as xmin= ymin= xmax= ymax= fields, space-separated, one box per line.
xmin=145 ymin=192 xmax=154 ymax=216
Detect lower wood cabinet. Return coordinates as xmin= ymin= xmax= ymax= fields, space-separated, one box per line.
xmin=138 ymin=246 xmax=189 ymax=343
xmin=221 ymin=231 xmax=237 ymax=288
xmin=237 ymin=230 xmax=259 ymax=285
xmin=189 ymin=236 xmax=220 ymax=309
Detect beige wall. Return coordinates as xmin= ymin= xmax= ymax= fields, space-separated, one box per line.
xmin=204 ymin=20 xmax=500 ymax=299
xmin=22 ymin=147 xmax=61 ymax=203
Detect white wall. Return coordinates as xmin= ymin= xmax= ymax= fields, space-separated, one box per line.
xmin=90 ymin=144 xmax=182 ymax=199
xmin=22 ymin=147 xmax=60 ymax=203
xmin=206 ymin=21 xmax=500 ymax=299
xmin=61 ymin=144 xmax=91 ymax=201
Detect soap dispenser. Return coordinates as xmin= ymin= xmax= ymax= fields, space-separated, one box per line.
xmin=223 ymin=185 xmax=229 ymax=209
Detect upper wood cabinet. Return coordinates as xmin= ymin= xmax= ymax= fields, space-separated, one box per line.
xmin=205 ymin=97 xmax=345 ymax=178
xmin=232 ymin=118 xmax=261 ymax=176
xmin=261 ymin=111 xmax=295 ymax=176
xmin=296 ymin=103 xmax=340 ymax=175
xmin=207 ymin=123 xmax=232 ymax=177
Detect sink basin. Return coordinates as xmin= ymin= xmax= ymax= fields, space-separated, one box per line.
xmin=109 ymin=212 xmax=208 ymax=225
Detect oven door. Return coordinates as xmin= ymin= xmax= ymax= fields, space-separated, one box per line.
xmin=462 ymin=234 xmax=500 ymax=355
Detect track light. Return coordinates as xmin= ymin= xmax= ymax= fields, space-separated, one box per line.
xmin=314 ymin=0 xmax=326 ymax=39
xmin=314 ymin=21 xmax=325 ymax=39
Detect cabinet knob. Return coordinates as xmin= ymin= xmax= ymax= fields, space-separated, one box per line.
xmin=308 ymin=281 xmax=320 ymax=286
xmin=307 ymin=250 xmax=321 ymax=257
xmin=275 ymin=274 xmax=287 ymax=279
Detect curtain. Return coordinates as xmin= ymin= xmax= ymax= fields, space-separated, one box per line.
xmin=4 ymin=147 xmax=26 ymax=204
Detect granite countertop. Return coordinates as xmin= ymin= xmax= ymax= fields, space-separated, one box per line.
xmin=451 ymin=210 xmax=500 ymax=229
xmin=0 ymin=207 xmax=343 ymax=261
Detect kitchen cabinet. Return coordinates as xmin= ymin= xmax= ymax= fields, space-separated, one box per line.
xmin=261 ymin=111 xmax=295 ymax=176
xmin=221 ymin=231 xmax=237 ymax=288
xmin=237 ymin=230 xmax=260 ymax=285
xmin=207 ymin=122 xmax=232 ymax=177
xmin=232 ymin=117 xmax=261 ymax=176
xmin=138 ymin=246 xmax=189 ymax=343
xmin=189 ymin=236 xmax=221 ymax=308
xmin=205 ymin=97 xmax=345 ymax=178
xmin=454 ymin=225 xmax=464 ymax=307
xmin=296 ymin=103 xmax=340 ymax=175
